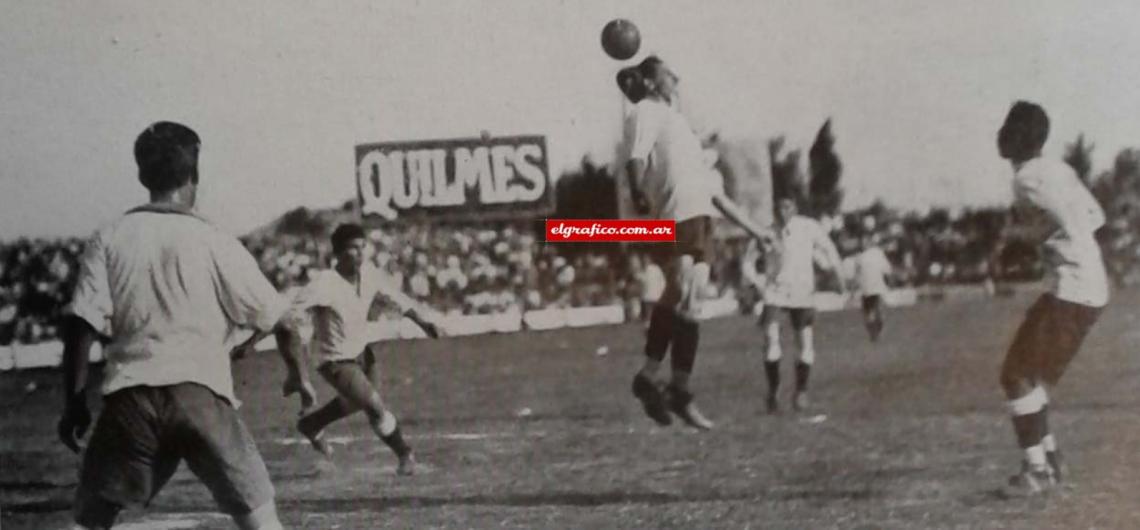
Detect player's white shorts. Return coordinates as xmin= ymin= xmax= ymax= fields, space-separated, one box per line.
xmin=763 ymin=282 xmax=814 ymax=309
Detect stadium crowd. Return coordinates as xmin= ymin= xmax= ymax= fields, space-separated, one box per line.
xmin=5 ymin=204 xmax=1140 ymax=345
xmin=0 ymin=238 xmax=84 ymax=345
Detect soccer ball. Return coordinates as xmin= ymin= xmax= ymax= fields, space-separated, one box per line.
xmin=601 ymin=19 xmax=640 ymax=60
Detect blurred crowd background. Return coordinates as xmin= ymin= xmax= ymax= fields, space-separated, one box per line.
xmin=5 ymin=200 xmax=1139 ymax=345
xmin=6 ymin=138 xmax=1140 ymax=345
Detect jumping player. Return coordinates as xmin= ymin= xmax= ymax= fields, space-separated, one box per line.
xmin=996 ymin=101 xmax=1107 ymax=496
xmin=238 ymin=223 xmax=444 ymax=476
xmin=759 ymin=197 xmax=844 ymax=414
xmin=854 ymin=232 xmax=893 ymax=342
xmin=59 ymin=122 xmax=289 ymax=529
xmin=620 ymin=57 xmax=769 ymax=430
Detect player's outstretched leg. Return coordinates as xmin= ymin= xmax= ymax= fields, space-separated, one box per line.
xmin=632 ymin=292 xmax=676 ymax=426
xmin=998 ymin=294 xmax=1085 ymax=496
xmin=761 ymin=308 xmax=782 ymax=414
xmin=359 ymin=348 xmax=416 ymax=475
xmin=663 ymin=260 xmax=713 ymax=430
xmin=368 ymin=408 xmax=416 ymax=476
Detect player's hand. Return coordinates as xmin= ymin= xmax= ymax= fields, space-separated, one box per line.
xmin=283 ymin=375 xmax=317 ymax=412
xmin=58 ymin=396 xmax=91 ymax=454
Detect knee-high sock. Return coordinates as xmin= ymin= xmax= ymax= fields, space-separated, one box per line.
xmin=794 ymin=361 xmax=811 ymax=394
xmin=671 ymin=317 xmax=700 ymax=390
xmin=370 ymin=409 xmax=411 ymax=457
xmin=796 ymin=326 xmax=815 ymax=366
xmin=1007 ymin=385 xmax=1048 ymax=468
xmin=764 ymin=360 xmax=780 ymax=398
xmin=1041 ymin=404 xmax=1057 ymax=453
xmin=300 ymin=397 xmax=354 ymax=434
xmin=644 ymin=304 xmax=676 ymax=365
xmin=764 ymin=322 xmax=782 ymax=396
xmin=794 ymin=326 xmax=814 ymax=393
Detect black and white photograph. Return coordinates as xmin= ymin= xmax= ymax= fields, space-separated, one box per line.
xmin=3 ymin=1 xmax=1140 ymax=528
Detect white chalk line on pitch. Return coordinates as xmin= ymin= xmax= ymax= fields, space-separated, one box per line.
xmin=114 ymin=513 xmax=226 ymax=530
xmin=275 ymin=431 xmax=548 ymax=446
xmin=273 ymin=415 xmax=836 ymax=447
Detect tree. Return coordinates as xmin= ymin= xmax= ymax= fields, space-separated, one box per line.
xmin=808 ymin=118 xmax=843 ymax=217
xmin=554 ymin=156 xmax=617 ymax=220
xmin=1092 ymin=148 xmax=1140 ymax=207
xmin=277 ymin=207 xmax=318 ymax=236
xmin=1063 ymin=133 xmax=1094 ymax=185
xmin=767 ymin=136 xmax=804 ymax=210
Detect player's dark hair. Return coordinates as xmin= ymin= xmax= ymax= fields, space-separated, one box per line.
xmin=134 ymin=121 xmax=200 ymax=194
xmin=998 ymin=101 xmax=1049 ymax=161
xmin=331 ymin=223 xmax=366 ymax=253
xmin=636 ymin=55 xmax=666 ymax=81
xmin=616 ymin=66 xmax=646 ymax=103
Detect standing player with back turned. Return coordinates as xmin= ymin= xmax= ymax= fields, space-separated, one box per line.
xmin=621 ymin=57 xmax=770 ymax=430
xmin=995 ymin=101 xmax=1108 ymax=496
xmin=58 ymin=122 xmax=294 ymax=530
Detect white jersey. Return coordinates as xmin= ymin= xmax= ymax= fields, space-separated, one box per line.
xmin=287 ymin=265 xmax=421 ymax=363
xmin=854 ymin=246 xmax=892 ymax=297
xmin=764 ymin=216 xmax=837 ymax=308
xmin=639 ymin=262 xmax=666 ymax=303
xmin=66 ymin=204 xmax=288 ymax=406
xmin=1013 ymin=157 xmax=1108 ymax=307
xmin=628 ymin=98 xmax=721 ymax=222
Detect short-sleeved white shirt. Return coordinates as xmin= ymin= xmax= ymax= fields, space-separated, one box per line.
xmin=855 ymin=246 xmax=892 ymax=296
xmin=763 ymin=216 xmax=835 ymax=308
xmin=627 ymin=99 xmax=721 ymax=222
xmin=66 ymin=204 xmax=288 ymax=405
xmin=287 ymin=265 xmax=418 ymax=363
xmin=639 ymin=263 xmax=666 ymax=302
xmin=1013 ymin=157 xmax=1108 ymax=307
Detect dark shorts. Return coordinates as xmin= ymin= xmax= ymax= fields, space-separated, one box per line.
xmin=1002 ymin=293 xmax=1101 ymax=386
xmin=646 ymin=216 xmax=715 ymax=266
xmin=862 ymin=295 xmax=883 ymax=313
xmin=75 ymin=383 xmax=274 ymax=519
xmin=318 ymin=348 xmax=385 ymax=415
xmin=760 ymin=305 xmax=816 ymax=330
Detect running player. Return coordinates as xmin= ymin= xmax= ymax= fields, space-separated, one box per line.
xmin=854 ymin=232 xmax=893 ymax=342
xmin=995 ymin=101 xmax=1107 ymax=496
xmin=760 ymin=197 xmax=844 ymax=414
xmin=59 ymin=122 xmax=289 ymax=530
xmin=245 ymin=223 xmax=444 ymax=476
xmin=621 ymin=56 xmax=769 ymax=430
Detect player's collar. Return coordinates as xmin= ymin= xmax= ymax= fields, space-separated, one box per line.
xmin=125 ymin=202 xmax=210 ymax=223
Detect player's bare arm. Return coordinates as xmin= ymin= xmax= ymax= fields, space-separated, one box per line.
xmin=230 ymin=326 xmax=270 ymax=360
xmin=626 ymin=158 xmax=651 ymax=215
xmin=374 ymin=283 xmax=444 ymax=339
xmin=818 ymin=230 xmax=846 ymax=294
xmin=711 ymin=193 xmax=773 ymax=243
xmin=58 ymin=315 xmax=99 ymax=453
xmin=272 ymin=319 xmax=318 ymax=410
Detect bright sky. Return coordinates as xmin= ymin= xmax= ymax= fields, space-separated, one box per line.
xmin=3 ymin=0 xmax=1140 ymax=239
